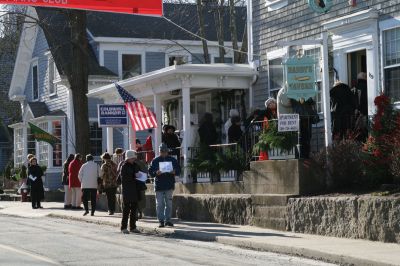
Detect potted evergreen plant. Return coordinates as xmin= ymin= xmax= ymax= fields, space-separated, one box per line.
xmin=253 ymin=120 xmax=297 ymax=159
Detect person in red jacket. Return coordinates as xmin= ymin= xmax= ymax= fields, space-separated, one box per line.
xmin=68 ymin=154 xmax=83 ymax=209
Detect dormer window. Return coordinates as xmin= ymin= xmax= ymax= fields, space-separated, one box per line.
xmin=265 ymin=0 xmax=288 ymax=11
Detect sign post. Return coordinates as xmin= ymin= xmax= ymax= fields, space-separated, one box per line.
xmin=278 ymin=114 xmax=300 ymax=132
xmin=284 ymin=55 xmax=317 ymax=100
xmin=98 ymin=104 xmax=128 ymax=128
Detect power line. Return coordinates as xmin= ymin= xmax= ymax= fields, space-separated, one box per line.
xmin=162 ymin=15 xmax=260 ymax=58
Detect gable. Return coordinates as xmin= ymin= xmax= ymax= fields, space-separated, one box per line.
xmin=8 ymin=7 xmax=39 ymax=100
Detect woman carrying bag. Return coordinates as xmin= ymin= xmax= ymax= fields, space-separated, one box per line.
xmin=27 ymin=157 xmax=44 ymax=209
xmin=100 ymin=152 xmax=118 ymax=215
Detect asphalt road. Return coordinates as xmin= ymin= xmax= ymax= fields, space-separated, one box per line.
xmin=0 ymin=215 xmax=335 ymax=266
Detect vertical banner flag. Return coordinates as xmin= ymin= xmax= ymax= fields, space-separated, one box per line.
xmin=115 ymin=83 xmax=157 ymax=131
xmin=0 ymin=0 xmax=163 ymax=16
xmin=28 ymin=122 xmax=60 ymax=148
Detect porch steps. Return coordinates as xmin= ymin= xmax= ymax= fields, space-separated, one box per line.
xmin=250 ymin=194 xmax=293 ymax=231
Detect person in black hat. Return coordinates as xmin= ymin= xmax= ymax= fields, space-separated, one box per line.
xmin=162 ymin=125 xmax=181 ymax=162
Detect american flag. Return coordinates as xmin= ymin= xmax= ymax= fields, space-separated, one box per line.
xmin=115 ymin=83 xmax=157 ymax=131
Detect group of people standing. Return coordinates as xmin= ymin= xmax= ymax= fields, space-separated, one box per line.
xmin=60 ymin=143 xmax=180 ymax=234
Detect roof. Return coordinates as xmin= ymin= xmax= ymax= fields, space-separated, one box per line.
xmin=87 ymin=3 xmax=246 ymax=41
xmin=27 ymin=102 xmax=49 ymax=118
xmin=88 ymin=64 xmax=257 ymax=101
xmin=27 ymin=102 xmax=66 ymax=118
xmin=35 ymin=8 xmax=118 ymax=77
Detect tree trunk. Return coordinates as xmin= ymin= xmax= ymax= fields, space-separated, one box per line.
xmin=68 ymin=10 xmax=90 ymax=156
xmin=214 ymin=0 xmax=225 ymax=63
xmin=196 ymin=0 xmax=211 ymax=64
xmin=229 ymin=0 xmax=240 ymax=63
xmin=238 ymin=25 xmax=248 ymax=64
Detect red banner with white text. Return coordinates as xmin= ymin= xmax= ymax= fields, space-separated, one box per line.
xmin=0 ymin=0 xmax=163 ymax=16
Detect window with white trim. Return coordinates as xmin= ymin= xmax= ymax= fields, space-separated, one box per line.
xmin=268 ymin=58 xmax=283 ymax=98
xmin=37 ymin=122 xmax=49 ymax=167
xmin=32 ymin=63 xmax=39 ymax=100
xmin=384 ymin=27 xmax=400 ymax=101
xmin=90 ymin=122 xmax=102 ymax=156
xmin=15 ymin=128 xmax=23 ymax=166
xmin=122 ymin=54 xmax=142 ymax=79
xmin=52 ymin=120 xmax=62 ymax=167
xmin=48 ymin=57 xmax=56 ymax=95
xmin=27 ymin=128 xmax=36 ymax=157
xmin=304 ymin=48 xmax=322 ymax=113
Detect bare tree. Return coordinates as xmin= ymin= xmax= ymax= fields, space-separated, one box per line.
xmin=196 ymin=0 xmax=211 ymax=63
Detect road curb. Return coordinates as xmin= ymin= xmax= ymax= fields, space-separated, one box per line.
xmin=45 ymin=213 xmax=394 ymax=266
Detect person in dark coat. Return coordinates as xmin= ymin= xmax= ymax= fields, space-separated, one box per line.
xmin=330 ymin=81 xmax=356 ymax=139
xmin=352 ymin=72 xmax=368 ymax=141
xmin=117 ymin=150 xmax=140 ymax=234
xmin=27 ymin=157 xmax=44 ymax=209
xmin=228 ymin=116 xmax=243 ymax=143
xmin=198 ymin=113 xmax=218 ymax=146
xmin=290 ymin=98 xmax=320 ymax=159
xmin=62 ymin=154 xmax=74 ymax=209
xmin=162 ymin=125 xmax=181 ymax=162
xmin=148 ymin=143 xmax=181 ymax=228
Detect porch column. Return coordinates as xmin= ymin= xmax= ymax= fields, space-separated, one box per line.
xmin=22 ymin=125 xmax=28 ymax=160
xmin=128 ymin=124 xmax=136 ymax=151
xmin=249 ymin=84 xmax=254 ymax=109
xmin=106 ymin=127 xmax=114 ymax=153
xmin=321 ymin=31 xmax=332 ymax=147
xmin=182 ymin=86 xmax=191 ymax=184
xmin=153 ymin=94 xmax=162 ymax=157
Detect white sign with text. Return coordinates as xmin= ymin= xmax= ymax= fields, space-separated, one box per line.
xmin=278 ymin=114 xmax=299 ymax=132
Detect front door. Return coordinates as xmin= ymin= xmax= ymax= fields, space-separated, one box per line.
xmin=347 ymin=50 xmax=367 ymax=87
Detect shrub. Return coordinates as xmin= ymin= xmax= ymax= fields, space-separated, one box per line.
xmin=312 ymin=139 xmax=365 ymax=190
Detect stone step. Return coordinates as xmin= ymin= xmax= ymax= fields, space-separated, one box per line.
xmin=253 ymin=206 xmax=287 ymax=219
xmin=251 ymin=194 xmax=293 ymax=206
xmin=251 ymin=217 xmax=287 ymax=231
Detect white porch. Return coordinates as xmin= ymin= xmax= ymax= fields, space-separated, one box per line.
xmin=88 ymin=64 xmax=257 ymax=183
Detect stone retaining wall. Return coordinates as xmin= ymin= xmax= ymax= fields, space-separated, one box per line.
xmin=287 ymin=196 xmax=400 ymax=243
xmin=144 ymin=194 xmax=253 ymax=225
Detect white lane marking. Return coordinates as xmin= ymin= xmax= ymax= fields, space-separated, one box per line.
xmin=0 ymin=243 xmax=61 ymax=265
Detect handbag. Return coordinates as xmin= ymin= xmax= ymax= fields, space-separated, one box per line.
xmin=97 ymin=166 xmax=104 ymax=193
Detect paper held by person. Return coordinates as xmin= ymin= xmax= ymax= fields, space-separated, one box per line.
xmin=136 ymin=171 xmax=148 ymax=182
xmin=159 ymin=161 xmax=173 ymax=173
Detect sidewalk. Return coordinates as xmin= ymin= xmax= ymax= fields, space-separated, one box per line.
xmin=0 ymin=201 xmax=399 ymax=266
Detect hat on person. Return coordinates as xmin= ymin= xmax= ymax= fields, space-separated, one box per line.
xmin=265 ymin=98 xmax=277 ymax=108
xmin=163 ymin=124 xmax=176 ymax=132
xmin=101 ymin=152 xmax=111 ymax=160
xmin=125 ymin=150 xmax=137 ymax=160
xmin=29 ymin=157 xmax=37 ymax=164
xmin=229 ymin=109 xmax=239 ymax=117
xmin=159 ymin=143 xmax=169 ymax=152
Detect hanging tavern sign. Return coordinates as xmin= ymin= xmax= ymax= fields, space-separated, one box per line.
xmin=0 ymin=0 xmax=163 ymax=16
xmin=284 ymin=55 xmax=317 ymax=100
xmin=308 ymin=0 xmax=333 ymax=13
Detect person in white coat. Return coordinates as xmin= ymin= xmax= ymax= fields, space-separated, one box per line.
xmin=78 ymin=154 xmax=100 ymax=216
xmin=224 ymin=109 xmax=240 ymax=143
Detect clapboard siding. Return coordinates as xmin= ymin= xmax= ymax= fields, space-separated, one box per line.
xmin=103 ymin=50 xmax=118 ymax=75
xmin=25 ymin=28 xmax=68 ymax=113
xmin=145 ymin=52 xmax=165 ymax=72
xmin=251 ymin=0 xmax=400 ymax=107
